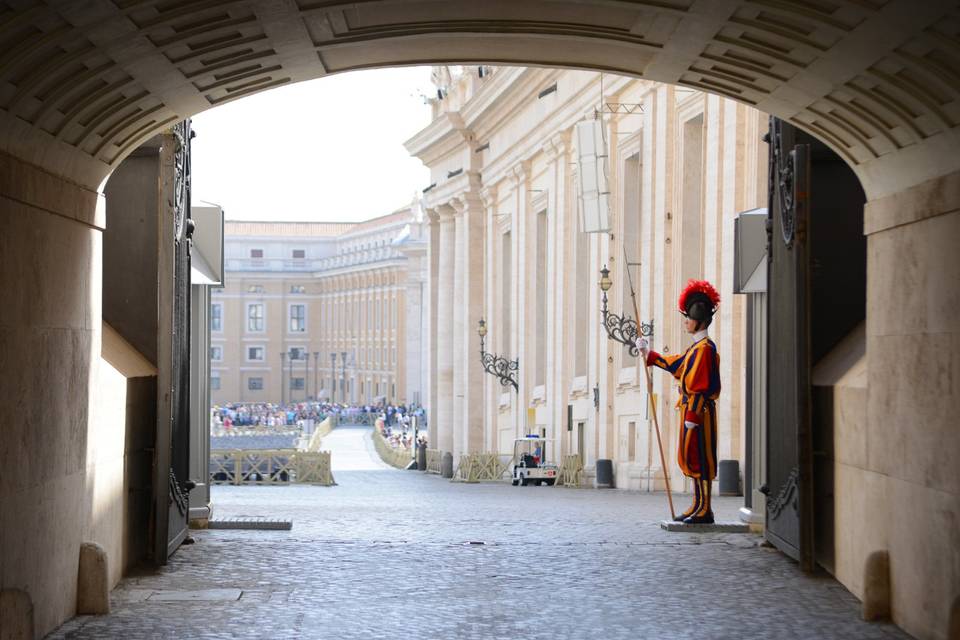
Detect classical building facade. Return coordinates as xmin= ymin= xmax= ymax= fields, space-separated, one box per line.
xmin=408 ymin=67 xmax=766 ymax=496
xmin=211 ymin=206 xmax=428 ymax=406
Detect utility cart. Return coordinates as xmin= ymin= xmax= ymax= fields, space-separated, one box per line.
xmin=511 ymin=435 xmax=558 ymax=486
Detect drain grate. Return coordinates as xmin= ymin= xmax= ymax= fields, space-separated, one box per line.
xmin=208 ymin=517 xmax=292 ymax=530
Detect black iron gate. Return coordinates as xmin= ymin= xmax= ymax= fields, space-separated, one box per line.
xmin=152 ymin=120 xmax=194 ymax=563
xmin=167 ymin=119 xmax=193 ymax=556
xmin=762 ymin=118 xmax=814 ymax=570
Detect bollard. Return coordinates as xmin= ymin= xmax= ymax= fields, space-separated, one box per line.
xmin=417 ymin=443 xmax=427 ymax=471
xmin=718 ymin=459 xmax=741 ymax=496
xmin=77 ymin=542 xmax=110 ymax=615
xmin=862 ymin=550 xmax=891 ymax=621
xmin=595 ymin=459 xmax=614 ymax=488
xmin=0 ymin=589 xmax=33 ymax=640
xmin=441 ymin=452 xmax=454 ymax=478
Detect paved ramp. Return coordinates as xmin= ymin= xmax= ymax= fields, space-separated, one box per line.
xmin=323 ymin=425 xmax=390 ymax=471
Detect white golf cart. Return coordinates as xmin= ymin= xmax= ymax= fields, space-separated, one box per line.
xmin=511 ymin=435 xmax=558 ymax=486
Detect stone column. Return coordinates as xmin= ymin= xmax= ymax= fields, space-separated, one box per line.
xmin=435 ymin=205 xmax=456 ymax=454
xmin=425 ymin=209 xmax=440 ymax=447
xmin=511 ymin=162 xmax=532 ymax=436
xmin=452 ymin=199 xmax=466 ymax=458
xmin=544 ymin=132 xmax=572 ymax=463
xmin=480 ymin=185 xmax=498 ymax=452
xmin=453 ymin=187 xmax=487 ymax=456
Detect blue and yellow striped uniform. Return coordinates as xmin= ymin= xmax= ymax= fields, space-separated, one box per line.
xmin=646 ymin=337 xmax=721 ymax=480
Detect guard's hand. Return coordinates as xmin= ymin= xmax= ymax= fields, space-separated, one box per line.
xmin=635 ymin=337 xmax=649 ymax=359
xmin=684 ymin=421 xmax=700 ymax=430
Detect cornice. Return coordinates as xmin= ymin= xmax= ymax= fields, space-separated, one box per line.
xmin=404 ymin=111 xmax=471 ymax=165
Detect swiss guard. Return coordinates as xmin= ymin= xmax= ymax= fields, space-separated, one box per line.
xmin=637 ymin=280 xmax=721 ymax=524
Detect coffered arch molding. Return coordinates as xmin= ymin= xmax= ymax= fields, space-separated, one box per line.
xmin=1 ymin=1 xmax=958 ymax=199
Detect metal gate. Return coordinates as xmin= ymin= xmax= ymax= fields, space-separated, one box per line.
xmin=153 ymin=120 xmax=194 ymax=562
xmin=762 ymin=117 xmax=814 ymax=570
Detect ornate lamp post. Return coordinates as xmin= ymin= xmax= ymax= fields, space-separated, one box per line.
xmin=330 ymin=352 xmax=337 ymax=401
xmin=477 ymin=318 xmax=519 ymax=392
xmin=598 ymin=265 xmax=653 ymax=356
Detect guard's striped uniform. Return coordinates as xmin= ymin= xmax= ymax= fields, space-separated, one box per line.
xmin=646 ymin=337 xmax=721 ymax=481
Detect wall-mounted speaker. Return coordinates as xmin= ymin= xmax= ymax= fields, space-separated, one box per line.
xmin=575 ymin=119 xmax=611 ymax=234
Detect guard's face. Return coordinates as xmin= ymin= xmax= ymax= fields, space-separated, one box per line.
xmin=683 ymin=315 xmax=699 ymax=334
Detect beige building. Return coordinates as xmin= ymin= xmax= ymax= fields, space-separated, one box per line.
xmin=408 ymin=67 xmax=765 ymax=496
xmin=212 ymin=207 xmax=428 ymax=406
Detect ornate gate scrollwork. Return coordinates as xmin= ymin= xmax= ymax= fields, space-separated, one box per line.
xmin=770 ymin=118 xmax=796 ymax=247
xmin=762 ymin=466 xmax=799 ymax=520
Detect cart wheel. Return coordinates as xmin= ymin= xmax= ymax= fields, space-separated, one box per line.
xmin=546 ymin=479 xmax=556 ymax=486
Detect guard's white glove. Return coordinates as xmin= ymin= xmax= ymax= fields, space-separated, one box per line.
xmin=635 ymin=337 xmax=649 ymax=359
xmin=684 ymin=421 xmax=700 ymax=430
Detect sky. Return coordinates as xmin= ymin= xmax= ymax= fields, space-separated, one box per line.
xmin=191 ymin=66 xmax=434 ymax=223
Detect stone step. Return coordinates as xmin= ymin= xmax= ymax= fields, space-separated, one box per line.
xmin=207 ymin=518 xmax=292 ymax=530
xmin=660 ymin=520 xmax=750 ymax=533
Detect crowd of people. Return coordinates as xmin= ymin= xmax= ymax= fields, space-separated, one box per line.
xmin=378 ymin=403 xmax=428 ymax=449
xmin=211 ymin=402 xmax=332 ymax=430
xmin=211 ymin=401 xmax=428 ymax=437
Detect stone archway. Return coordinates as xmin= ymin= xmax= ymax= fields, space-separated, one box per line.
xmin=0 ymin=1 xmax=956 ymax=198
xmin=1 ymin=3 xmax=958 ymax=639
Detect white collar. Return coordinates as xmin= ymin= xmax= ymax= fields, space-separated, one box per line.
xmin=692 ymin=329 xmax=709 ymax=343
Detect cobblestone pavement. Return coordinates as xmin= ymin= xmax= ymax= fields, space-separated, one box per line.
xmin=50 ymin=427 xmax=910 ymax=639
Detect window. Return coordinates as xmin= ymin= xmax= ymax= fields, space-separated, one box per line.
xmin=248 ymin=285 xmax=264 ymax=293
xmin=247 ymin=303 xmax=264 ymax=332
xmin=248 ymin=377 xmax=263 ymax=390
xmin=289 ymin=347 xmax=306 ymax=360
xmin=247 ymin=346 xmax=264 ymax=361
xmin=290 ymin=377 xmax=305 ymax=390
xmin=210 ymin=346 xmax=223 ymax=361
xmin=210 ymin=374 xmax=221 ymax=391
xmin=210 ymin=304 xmax=222 ymax=332
xmin=290 ymin=304 xmax=306 ymax=332
xmin=250 ymin=249 xmax=263 ymax=258
xmin=292 ymin=249 xmax=305 ymax=259
xmin=290 ymin=285 xmax=306 ymax=294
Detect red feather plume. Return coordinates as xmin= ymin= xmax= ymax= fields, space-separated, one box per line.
xmin=678 ymin=279 xmax=721 ymax=313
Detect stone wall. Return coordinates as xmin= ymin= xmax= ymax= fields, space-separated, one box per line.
xmin=0 ymin=153 xmax=101 ymax=636
xmin=855 ymin=170 xmax=960 ymax=640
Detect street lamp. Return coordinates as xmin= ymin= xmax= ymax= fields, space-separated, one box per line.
xmin=330 ymin=352 xmax=337 ymax=401
xmin=287 ymin=347 xmax=296 ymax=402
xmin=477 ymin=318 xmax=519 ymax=391
xmin=280 ymin=351 xmax=287 ymax=404
xmin=598 ymin=264 xmax=653 ymax=356
xmin=341 ymin=350 xmax=348 ymax=403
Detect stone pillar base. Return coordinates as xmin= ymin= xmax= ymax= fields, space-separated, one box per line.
xmin=77 ymin=542 xmax=110 ymax=615
xmin=862 ymin=550 xmax=891 ymax=622
xmin=0 ymin=589 xmax=34 ymax=640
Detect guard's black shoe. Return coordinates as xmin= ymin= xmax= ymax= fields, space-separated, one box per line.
xmin=683 ymin=512 xmax=714 ymax=525
xmin=673 ymin=511 xmax=693 ymax=522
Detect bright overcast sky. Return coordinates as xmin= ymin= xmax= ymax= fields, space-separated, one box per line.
xmin=191 ymin=66 xmax=433 ymax=223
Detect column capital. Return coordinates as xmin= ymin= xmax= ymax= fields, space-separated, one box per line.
xmin=435 ymin=202 xmax=457 ymax=223
xmin=480 ymin=185 xmax=498 ymax=209
xmin=542 ymin=130 xmax=572 ymax=161
xmin=511 ymin=159 xmax=531 ymax=184
xmin=451 ymin=189 xmax=483 ymax=215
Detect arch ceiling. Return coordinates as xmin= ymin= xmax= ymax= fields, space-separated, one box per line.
xmin=2 ymin=0 xmax=959 ymax=197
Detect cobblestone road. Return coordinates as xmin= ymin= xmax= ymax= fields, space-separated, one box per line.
xmin=50 ymin=427 xmax=909 ymax=639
